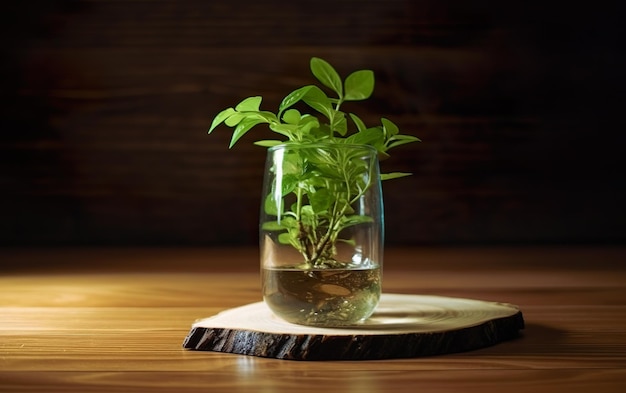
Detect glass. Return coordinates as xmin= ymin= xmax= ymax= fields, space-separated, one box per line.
xmin=260 ymin=143 xmax=384 ymax=326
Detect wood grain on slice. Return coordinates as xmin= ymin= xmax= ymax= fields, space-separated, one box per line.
xmin=183 ymin=294 xmax=524 ymax=360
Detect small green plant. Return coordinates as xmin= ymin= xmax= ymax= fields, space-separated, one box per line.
xmin=209 ymin=57 xmax=420 ymax=268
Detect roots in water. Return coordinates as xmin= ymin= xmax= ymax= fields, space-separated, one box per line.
xmin=262 ymin=266 xmax=381 ymax=326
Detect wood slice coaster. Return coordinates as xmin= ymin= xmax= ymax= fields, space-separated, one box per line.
xmin=183 ymin=293 xmax=524 ymax=361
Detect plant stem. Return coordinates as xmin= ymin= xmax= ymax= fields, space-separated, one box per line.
xmin=328 ymin=99 xmax=343 ymax=137
xmin=294 ymin=186 xmax=314 ymax=264
xmin=309 ymin=198 xmax=347 ymax=268
xmin=300 ymin=151 xmax=375 ymax=268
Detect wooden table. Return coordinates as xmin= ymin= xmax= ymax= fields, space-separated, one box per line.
xmin=1 ymin=247 xmax=625 ymax=392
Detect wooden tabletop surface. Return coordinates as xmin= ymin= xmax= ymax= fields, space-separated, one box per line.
xmin=1 ymin=247 xmax=625 ymax=392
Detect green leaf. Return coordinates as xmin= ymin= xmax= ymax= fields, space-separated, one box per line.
xmin=279 ymin=86 xmax=313 ymax=115
xmin=302 ymin=86 xmax=333 ymax=119
xmin=281 ymin=216 xmax=298 ymax=229
xmin=300 ymin=205 xmax=316 ymax=223
xmin=269 ymin=123 xmax=295 ymax=139
xmin=349 ymin=113 xmax=367 ymax=133
xmin=277 ymin=232 xmax=293 ymax=245
xmin=344 ymin=70 xmax=374 ymax=101
xmin=387 ymin=134 xmax=421 ymax=149
xmin=264 ymin=193 xmax=281 ymax=216
xmin=345 ymin=127 xmax=384 ymax=146
xmin=331 ymin=112 xmax=348 ymax=136
xmin=235 ymin=96 xmax=262 ymax=112
xmin=261 ymin=221 xmax=285 ymax=231
xmin=390 ymin=134 xmax=421 ymax=142
xmin=364 ymin=125 xmax=388 ymax=152
xmin=307 ymin=124 xmax=332 ymax=141
xmin=309 ymin=188 xmax=333 ymax=213
xmin=300 ymin=146 xmax=334 ymax=166
xmin=254 ymin=140 xmax=283 ymax=147
xmin=313 ymin=163 xmax=346 ymax=181
xmin=337 ymin=198 xmax=354 ymax=214
xmin=310 ymin=57 xmax=343 ymax=97
xmin=253 ymin=111 xmax=279 ymax=123
xmin=340 ymin=214 xmax=374 ymax=229
xmin=297 ymin=115 xmax=320 ymax=135
xmin=229 ymin=117 xmax=265 ymax=148
xmin=381 ymin=118 xmax=399 ymax=137
xmin=381 ymin=172 xmax=412 ymax=181
xmin=279 ymin=174 xmax=299 ymax=196
xmin=283 ymin=109 xmax=301 ymax=125
xmin=224 ymin=112 xmax=245 ymax=127
xmin=209 ymin=107 xmax=235 ymax=133
xmin=281 ymin=152 xmax=304 ymax=176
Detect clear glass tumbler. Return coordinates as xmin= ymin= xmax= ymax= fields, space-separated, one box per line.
xmin=260 ymin=143 xmax=384 ymax=326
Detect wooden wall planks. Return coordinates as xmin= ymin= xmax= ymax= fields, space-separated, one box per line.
xmin=1 ymin=1 xmax=625 ymax=247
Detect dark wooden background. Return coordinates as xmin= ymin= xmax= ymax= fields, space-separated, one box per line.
xmin=1 ymin=0 xmax=624 ymax=248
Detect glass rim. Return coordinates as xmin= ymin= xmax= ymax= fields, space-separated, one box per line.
xmin=267 ymin=142 xmax=378 ymax=154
